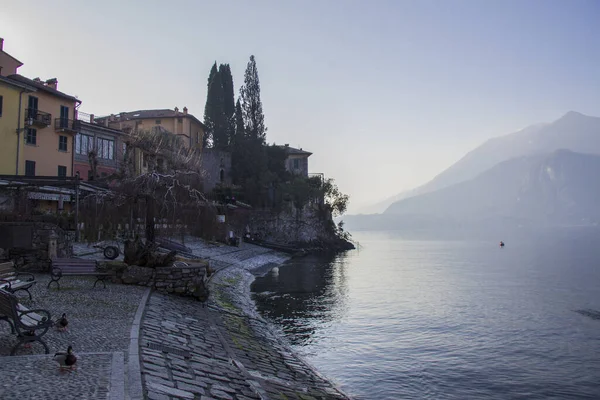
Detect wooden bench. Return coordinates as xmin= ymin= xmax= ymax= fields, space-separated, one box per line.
xmin=0 ymin=261 xmax=36 ymax=300
xmin=48 ymin=258 xmax=110 ymax=290
xmin=0 ymin=289 xmax=53 ymax=355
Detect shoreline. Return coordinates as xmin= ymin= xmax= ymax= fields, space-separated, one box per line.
xmin=205 ymin=244 xmax=352 ymax=399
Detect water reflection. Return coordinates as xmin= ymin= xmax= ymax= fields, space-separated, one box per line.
xmin=251 ymin=253 xmax=350 ymax=346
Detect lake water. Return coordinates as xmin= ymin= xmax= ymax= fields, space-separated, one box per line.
xmin=251 ymin=230 xmax=600 ymax=399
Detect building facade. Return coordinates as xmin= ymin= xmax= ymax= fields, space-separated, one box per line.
xmin=201 ymin=148 xmax=232 ymax=193
xmin=74 ymin=118 xmax=124 ymax=181
xmin=279 ymin=144 xmax=312 ymax=177
xmin=0 ymin=38 xmax=23 ymax=77
xmin=8 ymin=75 xmax=80 ymax=177
xmin=0 ymin=76 xmax=36 ymax=175
xmin=95 ymin=107 xmax=205 ymax=150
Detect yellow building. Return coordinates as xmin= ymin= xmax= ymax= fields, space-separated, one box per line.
xmin=95 ymin=107 xmax=205 ymax=150
xmin=8 ymin=75 xmax=80 ymax=177
xmin=0 ymin=75 xmax=37 ymax=175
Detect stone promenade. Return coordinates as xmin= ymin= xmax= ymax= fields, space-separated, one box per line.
xmin=0 ymin=240 xmax=351 ymax=400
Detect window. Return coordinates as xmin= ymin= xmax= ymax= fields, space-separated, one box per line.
xmin=75 ymin=134 xmax=94 ymax=155
xmin=58 ymin=165 xmax=67 ymax=177
xmin=59 ymin=135 xmax=68 ymax=151
xmin=26 ymin=128 xmax=37 ymax=145
xmin=88 ymin=170 xmax=93 ymax=181
xmin=177 ymin=118 xmax=183 ymax=123
xmin=293 ymin=159 xmax=299 ymax=169
xmin=0 ymin=95 xmax=3 ymax=117
xmin=155 ymin=120 xmax=161 ymax=125
xmin=59 ymin=105 xmax=69 ymax=128
xmin=28 ymin=96 xmax=38 ymax=111
xmin=96 ymin=137 xmax=115 ymax=160
xmin=25 ymin=160 xmax=35 ymax=176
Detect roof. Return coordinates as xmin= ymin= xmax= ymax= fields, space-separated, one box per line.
xmin=96 ymin=109 xmax=206 ymax=130
xmin=0 ymin=49 xmax=23 ymax=67
xmin=277 ymin=145 xmax=312 ymax=156
xmin=78 ymin=120 xmax=125 ymax=136
xmin=7 ymin=74 xmax=80 ymax=103
xmin=0 ymin=75 xmax=36 ymax=91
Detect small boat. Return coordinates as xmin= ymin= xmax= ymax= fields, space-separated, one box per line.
xmin=499 ymin=241 xmax=505 ymax=247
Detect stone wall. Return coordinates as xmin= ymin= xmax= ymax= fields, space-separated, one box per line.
xmin=247 ymin=205 xmax=334 ymax=244
xmin=0 ymin=222 xmax=73 ymax=271
xmin=201 ymin=148 xmax=232 ymax=193
xmin=98 ymin=261 xmax=208 ymax=296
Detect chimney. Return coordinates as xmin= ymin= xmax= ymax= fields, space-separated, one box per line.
xmin=0 ymin=38 xmax=3 ymax=51
xmin=174 ymin=106 xmax=179 ymax=113
xmin=45 ymin=78 xmax=58 ymax=89
xmin=183 ymin=107 xmax=188 ymax=115
xmin=90 ymin=114 xmax=95 ymax=124
xmin=33 ymin=77 xmax=41 ymax=83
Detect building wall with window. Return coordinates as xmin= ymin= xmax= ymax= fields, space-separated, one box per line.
xmin=278 ymin=144 xmax=312 ymax=177
xmin=0 ymin=77 xmax=35 ymax=174
xmin=7 ymin=75 xmax=80 ymax=177
xmin=95 ymin=107 xmax=205 ymax=150
xmin=73 ymin=121 xmax=124 ymax=181
xmin=201 ymin=148 xmax=232 ymax=192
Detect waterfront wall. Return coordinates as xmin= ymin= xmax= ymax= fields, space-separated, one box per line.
xmin=98 ymin=261 xmax=209 ymax=296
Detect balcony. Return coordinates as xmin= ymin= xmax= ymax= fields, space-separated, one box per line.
xmin=25 ymin=108 xmax=52 ymax=127
xmin=54 ymin=118 xmax=79 ymax=133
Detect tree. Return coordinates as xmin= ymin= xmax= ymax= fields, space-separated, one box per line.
xmin=240 ymin=55 xmax=266 ymax=143
xmin=203 ymin=62 xmax=219 ymax=148
xmin=219 ymin=64 xmax=236 ymax=146
xmin=233 ymin=98 xmax=244 ymax=145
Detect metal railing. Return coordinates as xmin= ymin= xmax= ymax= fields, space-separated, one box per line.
xmin=54 ymin=118 xmax=80 ymax=132
xmin=25 ymin=108 xmax=52 ymax=126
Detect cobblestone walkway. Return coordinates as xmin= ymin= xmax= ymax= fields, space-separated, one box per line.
xmin=0 ymin=352 xmax=123 ymax=399
xmin=141 ymin=291 xmax=350 ymax=400
xmin=0 ymin=275 xmax=147 ymax=399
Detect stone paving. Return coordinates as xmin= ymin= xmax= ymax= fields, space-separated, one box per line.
xmin=0 ymin=239 xmax=351 ymax=400
xmin=0 ymin=352 xmax=122 ymax=400
xmin=141 ymin=291 xmax=350 ymax=400
xmin=140 ymin=240 xmax=350 ymax=400
xmin=0 ymin=275 xmax=146 ymax=399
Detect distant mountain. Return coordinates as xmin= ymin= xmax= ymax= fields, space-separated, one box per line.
xmin=383 ymin=150 xmax=600 ymax=227
xmin=375 ymin=111 xmax=600 ymax=214
xmin=355 ymin=190 xmax=415 ymax=215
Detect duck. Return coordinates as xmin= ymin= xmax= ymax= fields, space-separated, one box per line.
xmin=57 ymin=313 xmax=68 ymax=331
xmin=54 ymin=345 xmax=77 ymax=369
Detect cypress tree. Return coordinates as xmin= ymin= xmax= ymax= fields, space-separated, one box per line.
xmin=240 ymin=55 xmax=266 ymax=143
xmin=203 ymin=62 xmax=219 ymax=148
xmin=219 ymin=64 xmax=235 ymax=146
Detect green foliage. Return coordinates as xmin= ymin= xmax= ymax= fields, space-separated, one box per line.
xmin=203 ymin=62 xmax=236 ymax=149
xmin=203 ymin=62 xmax=219 ymax=148
xmin=322 ymin=178 xmax=349 ymax=217
xmin=219 ymin=64 xmax=236 ymax=146
xmin=240 ymin=55 xmax=266 ymax=143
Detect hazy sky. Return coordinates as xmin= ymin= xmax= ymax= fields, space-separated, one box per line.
xmin=2 ymin=0 xmax=599 ymax=213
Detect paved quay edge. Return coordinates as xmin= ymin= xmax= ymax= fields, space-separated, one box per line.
xmin=128 ymin=287 xmax=152 ymax=400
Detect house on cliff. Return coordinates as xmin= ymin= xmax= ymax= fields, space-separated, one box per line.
xmin=277 ymin=144 xmax=311 ymax=177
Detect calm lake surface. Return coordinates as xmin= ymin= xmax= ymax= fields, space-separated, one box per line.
xmin=251 ymin=230 xmax=600 ymax=399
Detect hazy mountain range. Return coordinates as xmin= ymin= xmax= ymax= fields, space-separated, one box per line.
xmin=345 ymin=111 xmax=600 ymax=233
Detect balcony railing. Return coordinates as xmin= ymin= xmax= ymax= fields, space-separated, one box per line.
xmin=54 ymin=118 xmax=79 ymax=133
xmin=25 ymin=108 xmax=52 ymax=127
